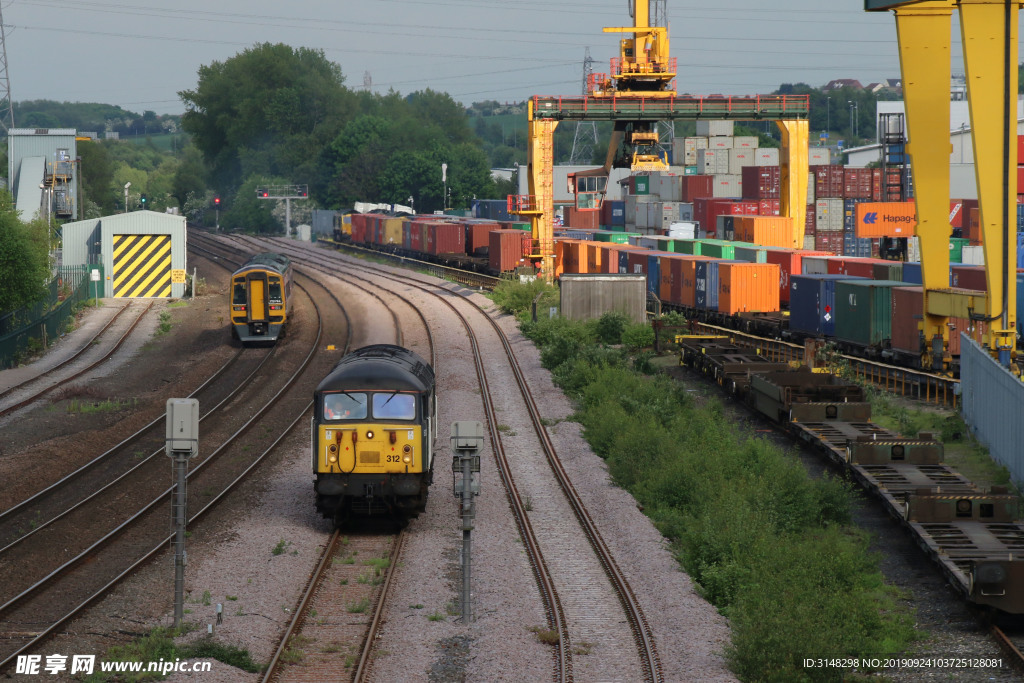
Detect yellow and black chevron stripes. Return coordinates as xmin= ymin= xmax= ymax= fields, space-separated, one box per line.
xmin=112 ymin=234 xmax=172 ymax=298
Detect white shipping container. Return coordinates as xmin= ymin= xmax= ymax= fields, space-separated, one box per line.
xmin=807 ymin=171 xmax=816 ymax=204
xmin=678 ymin=202 xmax=694 ymax=221
xmin=625 ymin=194 xmax=638 ymax=225
xmin=696 ymin=120 xmax=735 ymax=137
xmin=673 ymin=138 xmax=688 ymax=165
xmin=808 ymin=147 xmax=831 ymax=166
xmin=815 ymin=198 xmax=844 ymax=231
xmin=711 ymin=174 xmax=742 ymax=198
xmin=803 ymin=235 xmax=816 ymax=250
xmin=753 ymin=148 xmax=780 ymax=166
xmin=696 ymin=148 xmax=726 ymax=174
xmin=656 ymin=174 xmax=682 ymax=202
xmin=802 ymin=256 xmax=831 ymax=275
xmin=733 ymin=136 xmax=759 ymax=149
xmin=961 ymin=245 xmax=985 ymax=265
xmin=679 ymin=136 xmax=708 ymax=165
xmin=728 ymin=149 xmax=756 ymax=175
xmin=668 ymin=222 xmax=697 ymax=239
xmin=706 ymin=136 xmax=734 ymax=150
xmin=907 ymin=237 xmax=921 ymax=263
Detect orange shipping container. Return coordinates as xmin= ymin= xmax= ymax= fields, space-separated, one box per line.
xmin=658 ymin=254 xmax=699 ymax=305
xmin=854 ymin=201 xmax=916 ymax=237
xmin=717 ymin=262 xmax=780 ymax=314
xmin=734 ymin=215 xmax=794 ymax=248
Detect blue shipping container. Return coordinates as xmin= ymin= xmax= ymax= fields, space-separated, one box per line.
xmin=1018 ymin=232 xmax=1024 ymax=269
xmin=617 ymin=249 xmax=630 ymax=274
xmin=902 ymin=262 xmax=923 ymax=285
xmin=790 ymin=274 xmax=865 ymax=336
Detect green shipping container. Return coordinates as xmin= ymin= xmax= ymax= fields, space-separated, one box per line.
xmin=593 ymin=229 xmax=635 ymax=244
xmin=673 ymin=239 xmax=699 ymax=255
xmin=733 ymin=245 xmax=768 ymax=263
xmin=635 ymin=176 xmax=650 ymax=195
xmin=949 ymin=237 xmax=970 ymax=264
xmin=683 ymin=166 xmax=698 ymax=176
xmin=834 ymin=280 xmax=905 ymax=346
xmin=697 ymin=239 xmax=736 ymax=260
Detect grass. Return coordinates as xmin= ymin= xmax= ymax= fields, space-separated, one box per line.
xmin=357 ymin=569 xmax=383 ymax=586
xmin=67 ymin=398 xmax=135 ymax=414
xmin=81 ymin=626 xmax=260 ymax=681
xmin=156 ymin=311 xmax=172 ymax=336
xmin=427 ymin=612 xmax=446 ymax=622
xmin=512 ymin=296 xmax=919 ymax=680
xmin=528 ymin=625 xmax=560 ymax=645
xmin=167 ymin=300 xmax=189 ymax=309
xmin=272 ymin=539 xmax=291 ymax=556
xmin=347 ymin=598 xmax=371 ymax=613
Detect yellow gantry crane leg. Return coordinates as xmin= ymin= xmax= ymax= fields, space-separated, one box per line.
xmin=776 ymin=119 xmax=809 ymax=248
xmin=526 ymin=99 xmax=558 ymax=280
xmin=893 ymin=3 xmax=954 ymax=367
xmin=959 ymin=0 xmax=1019 ymax=364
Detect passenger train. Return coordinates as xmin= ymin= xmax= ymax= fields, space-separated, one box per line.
xmin=229 ymin=252 xmax=292 ymax=344
xmin=312 ymin=344 xmax=436 ymax=524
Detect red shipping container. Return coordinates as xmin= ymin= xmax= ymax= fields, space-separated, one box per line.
xmin=464 ymin=220 xmax=501 ymax=255
xmin=950 ymin=264 xmax=986 ymax=290
xmin=758 ymin=199 xmax=781 ymax=216
xmin=949 ymin=200 xmax=963 ymax=229
xmin=763 ymin=248 xmax=831 ymax=304
xmin=814 ymin=165 xmax=845 ymax=198
xmin=626 ymin=250 xmax=649 ymax=276
xmin=890 ymin=286 xmax=924 ymax=353
xmin=564 ymin=206 xmax=601 ymax=230
xmin=805 ymin=204 xmax=816 ymax=235
xmin=425 ymin=221 xmax=465 ymax=255
xmin=681 ymin=175 xmax=714 ymax=202
xmin=1019 ymin=135 xmax=1024 ymax=164
xmin=843 ymin=168 xmax=873 ymax=199
xmin=659 ymin=254 xmax=697 ymax=305
xmin=814 ymin=232 xmax=843 ymax=254
xmin=741 ymin=166 xmax=780 ymax=199
xmin=825 ymin=256 xmax=888 ymax=278
xmin=489 ymin=229 xmax=528 ymax=272
xmin=960 ymin=199 xmax=979 ymax=231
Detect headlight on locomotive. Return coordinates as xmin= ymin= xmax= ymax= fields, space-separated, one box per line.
xmin=403 ymin=444 xmax=413 ymax=464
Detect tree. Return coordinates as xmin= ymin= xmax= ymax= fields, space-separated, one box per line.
xmin=179 ymin=43 xmax=352 ymax=192
xmin=78 ymin=140 xmax=115 ymax=214
xmin=221 ymin=175 xmax=289 ymax=234
xmin=0 ymin=191 xmax=50 ymax=313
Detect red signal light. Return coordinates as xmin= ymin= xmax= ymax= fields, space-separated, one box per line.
xmin=214 ymin=196 xmax=221 ymax=206
xmin=262 ymin=191 xmax=269 ymax=198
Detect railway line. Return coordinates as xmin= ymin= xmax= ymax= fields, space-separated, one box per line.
xmin=0 ymin=246 xmax=351 ymax=672
xmin=0 ymin=299 xmax=156 ymax=419
xmin=229 ymin=232 xmax=663 ymax=682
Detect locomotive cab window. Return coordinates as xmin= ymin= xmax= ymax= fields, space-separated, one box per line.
xmin=268 ymin=276 xmax=283 ymax=304
xmin=372 ymin=392 xmax=416 ymax=420
xmin=323 ymin=393 xmax=366 ymax=420
xmin=232 ymin=281 xmax=246 ymax=305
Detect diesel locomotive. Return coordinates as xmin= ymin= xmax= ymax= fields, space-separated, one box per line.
xmin=312 ymin=344 xmax=436 ymax=524
xmin=229 ymin=252 xmax=292 ymax=344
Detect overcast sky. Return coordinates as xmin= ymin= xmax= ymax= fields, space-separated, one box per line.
xmin=0 ymin=0 xmax=1015 ymax=116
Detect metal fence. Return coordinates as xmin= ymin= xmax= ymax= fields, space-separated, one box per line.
xmin=960 ymin=333 xmax=1024 ymax=486
xmin=0 ymin=265 xmax=94 ymax=369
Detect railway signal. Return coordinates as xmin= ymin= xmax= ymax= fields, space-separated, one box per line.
xmin=165 ymin=398 xmax=199 ymax=628
xmin=451 ymin=421 xmax=483 ymax=622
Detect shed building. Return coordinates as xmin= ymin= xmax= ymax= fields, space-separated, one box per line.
xmin=62 ymin=211 xmax=188 ymax=298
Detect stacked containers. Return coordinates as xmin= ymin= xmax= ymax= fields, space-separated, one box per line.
xmin=790 ymin=274 xmax=863 ymax=336
xmin=488 ymin=229 xmax=528 ymax=272
xmin=834 ymin=280 xmax=906 ymax=346
xmin=717 ymin=262 xmax=781 ymax=313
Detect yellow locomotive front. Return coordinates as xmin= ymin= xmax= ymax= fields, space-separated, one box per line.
xmin=313 ymin=345 xmax=435 ymax=523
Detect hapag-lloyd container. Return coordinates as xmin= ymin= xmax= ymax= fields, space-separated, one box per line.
xmin=834 ymin=279 xmax=906 ymax=346
xmin=717 ymin=262 xmax=781 ymax=313
xmin=789 ymin=273 xmax=865 ymax=336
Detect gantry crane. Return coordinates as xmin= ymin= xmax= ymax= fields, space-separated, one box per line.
xmin=509 ymin=1 xmax=811 ymax=281
xmin=866 ymin=0 xmax=1018 ymax=372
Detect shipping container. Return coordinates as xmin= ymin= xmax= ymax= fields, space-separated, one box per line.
xmin=815 ymin=198 xmax=844 ymax=232
xmin=758 ymin=199 xmax=781 ymax=216
xmin=424 ymin=221 xmax=465 ymax=255
xmin=826 ymin=256 xmax=888 ymax=279
xmin=464 ymin=220 xmax=501 ymax=255
xmin=762 ymin=248 xmax=832 ymax=304
xmin=592 ymin=229 xmax=634 ymax=244
xmin=697 ymin=260 xmax=738 ymax=310
xmin=733 ymin=136 xmax=759 ymax=149
xmin=814 ymin=165 xmax=845 ymax=199
xmin=697 ymin=120 xmax=735 ymax=137
xmin=741 ymin=166 xmax=780 ymax=199
xmin=753 ymin=147 xmax=780 ymax=166
xmin=718 ymin=262 xmax=781 ymax=313
xmin=728 ymin=149 xmax=756 ymax=175
xmin=564 ymin=206 xmax=601 ymax=231
xmin=889 ymin=286 xmax=923 ymax=355
xmin=733 ymin=245 xmax=768 ymax=263
xmin=557 ymin=239 xmax=585 ymax=275
xmin=872 ymin=261 xmax=903 ymax=281
xmin=667 ymin=222 xmax=698 ymax=239
xmin=950 ymin=263 xmax=986 ymax=290
xmin=697 ymin=149 xmax=729 ymax=174
xmin=384 ymin=217 xmax=406 ymax=245
xmin=711 ymin=174 xmax=742 ymax=198
xmin=489 ymin=229 xmax=528 ymax=272
xmin=807 ymin=147 xmax=831 ymax=166
xmin=949 ymin=237 xmax=971 ymax=264
xmin=733 ymin=215 xmax=794 ymax=248
xmin=681 ymin=175 xmax=714 ymax=203
xmin=961 ymin=245 xmax=984 ymax=265
xmin=790 ymin=274 xmax=863 ymax=336
xmin=655 ymin=174 xmax=682 ymax=202
xmin=852 ymin=201 xmax=916 ymax=238
xmin=902 ymin=261 xmax=923 ymax=284
xmin=843 ymin=168 xmax=874 ymax=199
xmin=698 ymin=239 xmax=737 ymax=260
xmin=600 ymin=200 xmax=626 ymax=227
xmin=834 ymin=279 xmax=906 ymax=346
xmin=707 ymin=137 xmax=734 ymax=149
xmin=805 ymin=204 xmax=816 ymax=235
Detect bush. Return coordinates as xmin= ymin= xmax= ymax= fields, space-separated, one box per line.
xmin=621 ymin=321 xmax=655 ymax=351
xmin=595 ymin=312 xmax=630 ymax=345
xmin=491 ymin=278 xmax=558 ymax=316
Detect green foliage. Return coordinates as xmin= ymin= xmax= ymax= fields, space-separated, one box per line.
xmin=0 ymin=192 xmax=50 ymax=313
xmin=595 ymin=312 xmax=630 ymax=345
xmin=490 ymin=278 xmax=558 ymax=316
xmin=514 ymin=285 xmax=917 ymax=679
xmin=83 ymin=627 xmax=260 ymax=681
xmin=621 ymin=322 xmax=655 ymax=351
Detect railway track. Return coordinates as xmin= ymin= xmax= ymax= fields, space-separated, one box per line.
xmin=0 ymin=299 xmax=156 ymax=419
xmin=235 ymin=233 xmax=663 ymax=683
xmin=0 ymin=254 xmax=350 ymax=672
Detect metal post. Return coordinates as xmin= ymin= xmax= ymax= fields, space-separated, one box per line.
xmin=285 ymin=198 xmax=292 ymax=237
xmin=451 ymin=421 xmax=483 ymax=623
xmin=166 ymin=398 xmax=199 ymax=630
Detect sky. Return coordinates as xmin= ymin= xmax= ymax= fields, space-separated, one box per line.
xmin=0 ymin=0 xmax=1013 ymax=116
